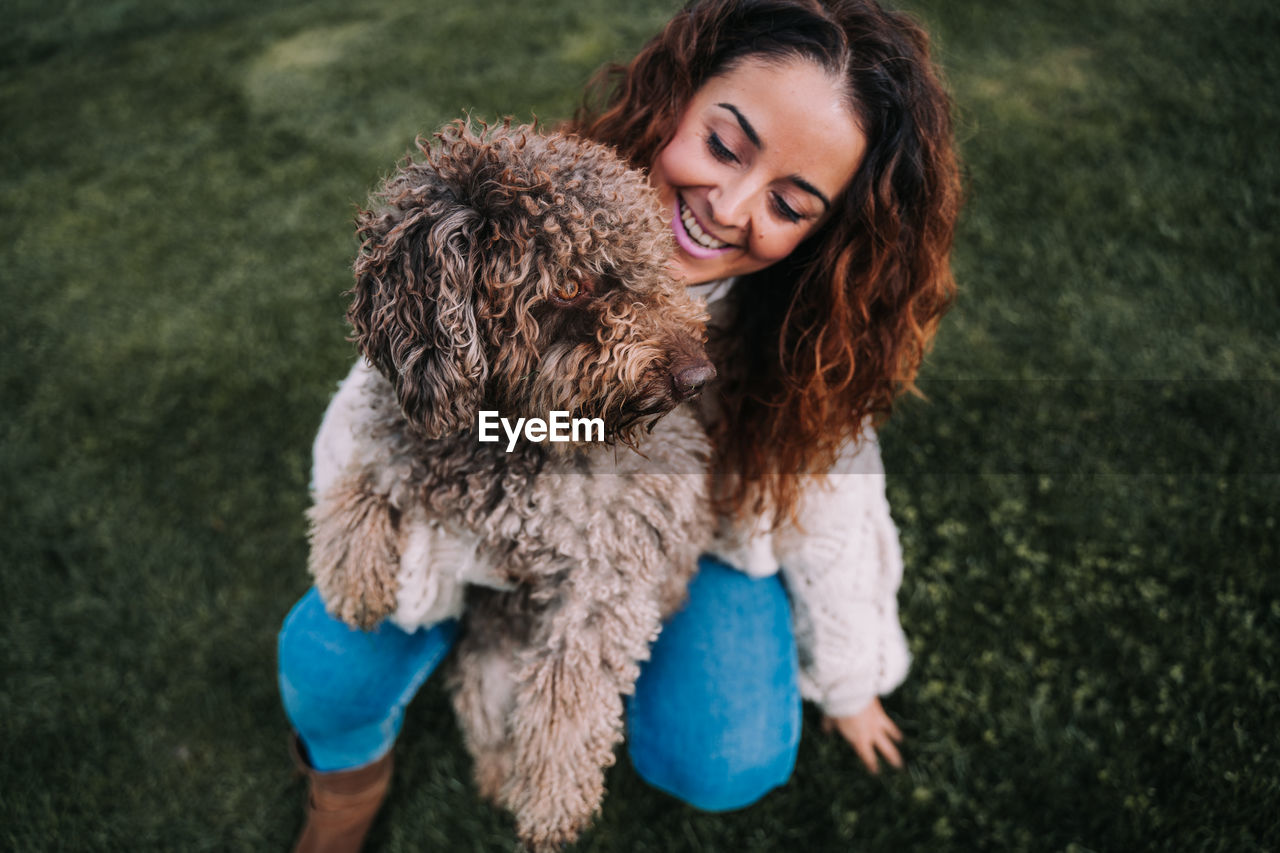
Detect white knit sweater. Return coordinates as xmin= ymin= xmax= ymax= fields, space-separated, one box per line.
xmin=312 ymin=282 xmax=910 ymax=719
xmin=705 ymin=428 xmax=910 ymax=716
xmin=684 ymin=278 xmax=910 ymax=717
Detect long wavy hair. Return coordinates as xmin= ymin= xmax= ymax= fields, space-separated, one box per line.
xmin=567 ymin=0 xmax=961 ymax=525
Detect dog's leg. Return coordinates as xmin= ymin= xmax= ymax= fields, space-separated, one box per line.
xmin=494 ymin=469 xmax=709 ymax=851
xmin=306 ymin=476 xmax=402 ymax=629
xmin=499 ymin=542 xmax=699 ymax=850
xmin=503 ymin=576 xmax=655 ymax=851
xmin=449 ymin=590 xmax=528 ymax=804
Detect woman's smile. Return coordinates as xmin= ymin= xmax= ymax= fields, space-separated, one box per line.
xmin=673 ymin=193 xmax=734 ymax=256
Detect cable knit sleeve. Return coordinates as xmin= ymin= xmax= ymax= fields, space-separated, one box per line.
xmin=774 ymin=427 xmax=911 ymax=717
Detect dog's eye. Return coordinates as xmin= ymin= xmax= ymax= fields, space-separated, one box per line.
xmin=552 ymin=273 xmax=594 ymax=304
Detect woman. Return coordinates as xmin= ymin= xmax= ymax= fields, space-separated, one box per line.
xmin=278 ymin=0 xmax=960 ymax=848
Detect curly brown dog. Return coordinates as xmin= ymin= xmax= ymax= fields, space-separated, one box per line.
xmin=306 ymin=122 xmax=715 ymax=851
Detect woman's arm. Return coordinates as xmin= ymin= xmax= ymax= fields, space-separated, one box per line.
xmin=774 ymin=428 xmax=911 ymax=771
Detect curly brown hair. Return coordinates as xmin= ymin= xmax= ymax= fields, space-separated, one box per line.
xmin=567 ymin=0 xmax=961 ymax=525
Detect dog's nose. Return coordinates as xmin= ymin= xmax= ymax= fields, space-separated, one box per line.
xmin=671 ymin=359 xmax=716 ymax=401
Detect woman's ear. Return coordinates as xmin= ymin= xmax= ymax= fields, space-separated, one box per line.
xmin=349 ymin=160 xmax=488 ymax=438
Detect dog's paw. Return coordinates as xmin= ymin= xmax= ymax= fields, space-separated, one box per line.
xmin=515 ymin=810 xmax=595 ymax=853
xmin=307 ymin=479 xmax=402 ymax=628
xmin=337 ymin=594 xmax=396 ymax=630
xmin=505 ymin=757 xmax=604 ymax=853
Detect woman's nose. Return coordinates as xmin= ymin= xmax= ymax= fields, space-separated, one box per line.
xmin=708 ymin=182 xmax=753 ymax=231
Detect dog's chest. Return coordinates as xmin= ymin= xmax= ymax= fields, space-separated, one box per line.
xmin=406 ymin=436 xmax=691 ymax=585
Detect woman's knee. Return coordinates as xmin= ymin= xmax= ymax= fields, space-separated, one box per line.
xmin=277 ymin=588 xmax=457 ymax=753
xmin=630 ymin=728 xmax=800 ymax=812
xmin=628 ymin=556 xmax=802 ymax=811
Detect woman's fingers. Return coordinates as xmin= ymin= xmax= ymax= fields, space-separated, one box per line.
xmin=885 ymin=714 xmax=903 ymax=743
xmin=875 ymin=730 xmax=904 ymax=769
xmin=853 ymin=734 xmax=881 ymax=774
xmin=824 ymin=705 xmax=905 ymax=774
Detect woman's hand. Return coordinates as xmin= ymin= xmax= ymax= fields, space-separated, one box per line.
xmin=822 ymin=697 xmax=904 ymax=774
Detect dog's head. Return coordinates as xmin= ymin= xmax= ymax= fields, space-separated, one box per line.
xmin=349 ymin=121 xmax=713 ymax=445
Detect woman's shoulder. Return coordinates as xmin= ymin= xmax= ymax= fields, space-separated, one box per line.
xmin=828 ymin=421 xmax=885 ymax=477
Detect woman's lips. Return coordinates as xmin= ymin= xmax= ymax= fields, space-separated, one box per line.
xmin=671 ymin=195 xmax=734 ymax=259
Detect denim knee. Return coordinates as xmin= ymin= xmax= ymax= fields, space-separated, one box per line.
xmin=627 ymin=557 xmax=801 ymax=811
xmin=631 ymin=728 xmax=800 ymax=812
xmin=277 ymin=587 xmax=457 ymax=770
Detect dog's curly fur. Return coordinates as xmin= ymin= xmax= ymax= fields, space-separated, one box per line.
xmin=306 ymin=122 xmax=716 ymax=851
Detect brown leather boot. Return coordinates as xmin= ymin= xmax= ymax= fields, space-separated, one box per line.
xmin=291 ymin=735 xmax=394 ymax=853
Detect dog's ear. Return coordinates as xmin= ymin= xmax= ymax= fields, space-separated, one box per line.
xmin=349 ymin=157 xmax=487 ymax=438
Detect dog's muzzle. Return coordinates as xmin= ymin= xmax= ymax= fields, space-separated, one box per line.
xmin=670 ymin=358 xmax=716 ymax=402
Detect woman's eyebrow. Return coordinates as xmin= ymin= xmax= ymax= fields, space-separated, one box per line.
xmin=790 ymin=175 xmax=831 ymax=211
xmin=716 ymin=102 xmax=832 ymax=212
xmin=717 ymin=103 xmax=761 ymax=148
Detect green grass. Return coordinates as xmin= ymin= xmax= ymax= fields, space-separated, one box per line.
xmin=2 ymin=0 xmax=1277 ymax=850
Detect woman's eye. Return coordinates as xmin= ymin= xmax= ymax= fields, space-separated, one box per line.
xmin=706 ymin=132 xmax=738 ymax=164
xmin=771 ymin=194 xmax=803 ymax=224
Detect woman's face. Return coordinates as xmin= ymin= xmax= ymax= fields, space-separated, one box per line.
xmin=650 ymin=56 xmax=866 ymax=285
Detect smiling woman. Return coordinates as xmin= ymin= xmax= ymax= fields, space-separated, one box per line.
xmin=574 ymin=0 xmax=960 ymax=526
xmin=650 ymin=57 xmax=867 ymax=282
xmin=566 ymin=0 xmax=961 ymax=801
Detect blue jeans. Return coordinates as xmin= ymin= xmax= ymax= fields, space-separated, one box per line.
xmin=278 ymin=555 xmax=801 ymax=811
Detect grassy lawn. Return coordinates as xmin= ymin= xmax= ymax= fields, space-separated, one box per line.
xmin=2 ymin=1 xmax=1276 ymax=850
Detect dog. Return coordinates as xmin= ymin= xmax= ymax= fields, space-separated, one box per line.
xmin=305 ymin=121 xmax=715 ymax=851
